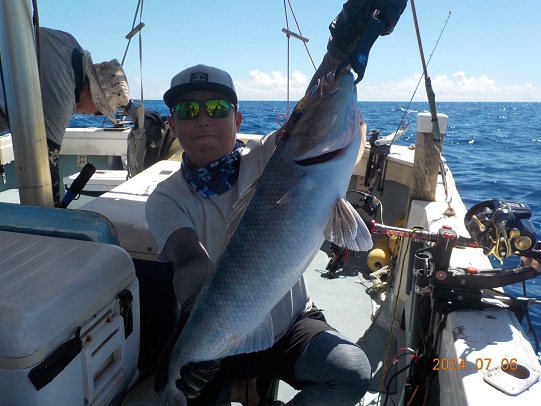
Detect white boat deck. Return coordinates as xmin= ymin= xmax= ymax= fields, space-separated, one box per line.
xmin=276 ymin=247 xmax=391 ymax=404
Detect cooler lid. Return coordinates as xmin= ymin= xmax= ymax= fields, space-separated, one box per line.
xmin=63 ymin=169 xmax=128 ymax=195
xmin=80 ymin=160 xmax=179 ymax=258
xmin=0 ymin=230 xmax=135 ymax=368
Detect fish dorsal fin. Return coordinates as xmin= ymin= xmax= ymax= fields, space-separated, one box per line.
xmin=324 ymin=197 xmax=373 ymax=251
xmin=227 ymin=181 xmax=258 ymax=238
xmin=227 ymin=313 xmax=274 ymax=357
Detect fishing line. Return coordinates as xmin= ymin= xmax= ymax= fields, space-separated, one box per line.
xmin=121 ymin=0 xmax=146 ymax=127
xmin=121 ymin=0 xmax=144 ymax=66
xmin=390 ymin=9 xmax=452 ymax=147
xmin=283 ymin=0 xmax=291 ymax=116
xmin=285 ymin=0 xmax=316 ymax=71
xmin=375 ymin=8 xmax=451 ymax=204
xmin=281 ymin=0 xmax=316 ymax=116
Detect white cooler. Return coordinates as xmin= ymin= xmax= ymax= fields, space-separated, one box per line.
xmin=0 ymin=230 xmax=140 ymax=405
xmin=80 ymin=160 xmax=180 ymax=375
xmin=63 ymin=169 xmax=129 ymax=197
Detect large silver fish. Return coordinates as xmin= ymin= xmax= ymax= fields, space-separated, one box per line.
xmin=165 ymin=70 xmax=372 ymax=403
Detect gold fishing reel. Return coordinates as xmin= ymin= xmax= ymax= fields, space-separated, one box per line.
xmin=464 ymin=199 xmax=537 ymax=263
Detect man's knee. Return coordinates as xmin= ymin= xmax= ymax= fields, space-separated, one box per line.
xmin=295 ymin=330 xmax=371 ymax=402
xmin=334 ymin=342 xmax=371 ymax=401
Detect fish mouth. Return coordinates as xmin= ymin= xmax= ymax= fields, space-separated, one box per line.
xmin=295 ymin=148 xmax=342 ymax=166
xmin=289 ymin=70 xmax=356 ymax=166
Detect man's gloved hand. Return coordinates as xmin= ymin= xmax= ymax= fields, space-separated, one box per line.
xmin=374 ymin=0 xmax=408 ymax=35
xmin=328 ymin=0 xmax=408 ymax=60
xmin=176 ymin=359 xmax=221 ymax=398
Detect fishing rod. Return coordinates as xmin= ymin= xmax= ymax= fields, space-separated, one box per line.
xmin=410 ymin=0 xmax=441 ymax=144
xmin=390 ymin=9 xmax=452 ymax=147
xmin=361 ymin=8 xmax=451 ymax=201
xmin=409 ymin=0 xmax=455 ymax=216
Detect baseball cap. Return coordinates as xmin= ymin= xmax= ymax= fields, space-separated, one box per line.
xmin=163 ymin=64 xmax=238 ymax=108
xmin=85 ymin=54 xmax=129 ymax=123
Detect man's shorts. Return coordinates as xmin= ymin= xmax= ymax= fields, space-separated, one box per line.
xmin=189 ymin=306 xmax=335 ymax=405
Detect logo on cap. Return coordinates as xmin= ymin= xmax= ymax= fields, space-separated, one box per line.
xmin=190 ymin=72 xmax=208 ymax=83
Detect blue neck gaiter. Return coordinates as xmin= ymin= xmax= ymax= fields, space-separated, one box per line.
xmin=181 ymin=140 xmax=245 ymax=198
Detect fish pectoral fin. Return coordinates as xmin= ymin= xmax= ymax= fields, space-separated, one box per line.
xmin=228 ymin=313 xmax=274 ymax=356
xmin=277 ymin=174 xmax=312 ymax=205
xmin=324 ymin=197 xmax=373 ymax=251
xmin=227 ymin=181 xmax=258 ymax=237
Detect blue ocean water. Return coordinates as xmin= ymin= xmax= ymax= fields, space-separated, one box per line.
xmin=72 ymin=100 xmax=541 ymax=351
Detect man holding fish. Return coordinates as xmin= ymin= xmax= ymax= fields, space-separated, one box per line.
xmin=146 ymin=1 xmax=407 ymax=405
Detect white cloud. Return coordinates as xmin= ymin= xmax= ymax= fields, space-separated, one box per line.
xmin=358 ymin=71 xmax=541 ymax=102
xmin=143 ymin=69 xmax=541 ymax=102
xmin=235 ymin=69 xmax=309 ymax=101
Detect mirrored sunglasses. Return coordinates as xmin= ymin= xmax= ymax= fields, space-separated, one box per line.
xmin=173 ymin=98 xmax=232 ymax=120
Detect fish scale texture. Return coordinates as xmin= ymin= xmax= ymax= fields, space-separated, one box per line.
xmin=165 ymin=71 xmax=362 ymax=401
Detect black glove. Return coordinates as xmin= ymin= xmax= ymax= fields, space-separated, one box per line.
xmin=374 ymin=0 xmax=408 ymax=35
xmin=328 ymin=0 xmax=371 ymax=60
xmin=328 ymin=0 xmax=408 ymax=59
xmin=176 ymin=359 xmax=221 ymax=399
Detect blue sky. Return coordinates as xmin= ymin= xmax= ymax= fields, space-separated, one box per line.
xmin=37 ymin=0 xmax=541 ymax=102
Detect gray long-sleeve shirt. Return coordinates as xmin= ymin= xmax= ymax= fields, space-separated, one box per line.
xmin=0 ymin=27 xmax=83 ymax=147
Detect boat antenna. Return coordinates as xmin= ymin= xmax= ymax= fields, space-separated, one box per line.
xmin=281 ymin=0 xmax=315 ymax=116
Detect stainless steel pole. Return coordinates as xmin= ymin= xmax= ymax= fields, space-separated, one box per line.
xmin=0 ymin=0 xmax=53 ymax=206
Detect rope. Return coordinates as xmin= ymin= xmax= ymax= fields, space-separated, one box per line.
xmin=376 ymin=229 xmax=416 ymax=399
xmin=281 ymin=0 xmax=316 ymax=116
xmin=121 ymin=0 xmax=142 ymax=65
xmin=121 ymin=0 xmax=145 ymax=126
xmin=286 ymin=0 xmax=316 ymax=71
xmin=137 ymin=1 xmax=145 ymax=126
xmin=283 ymin=0 xmax=291 ymax=116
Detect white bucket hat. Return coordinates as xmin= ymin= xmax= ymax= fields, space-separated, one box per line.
xmin=85 ymin=54 xmax=129 ymax=123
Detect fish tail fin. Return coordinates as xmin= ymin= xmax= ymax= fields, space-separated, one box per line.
xmin=324 ymin=197 xmax=373 ymax=251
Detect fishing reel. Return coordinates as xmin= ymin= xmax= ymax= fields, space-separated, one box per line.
xmin=464 ymin=199 xmax=537 ymax=262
